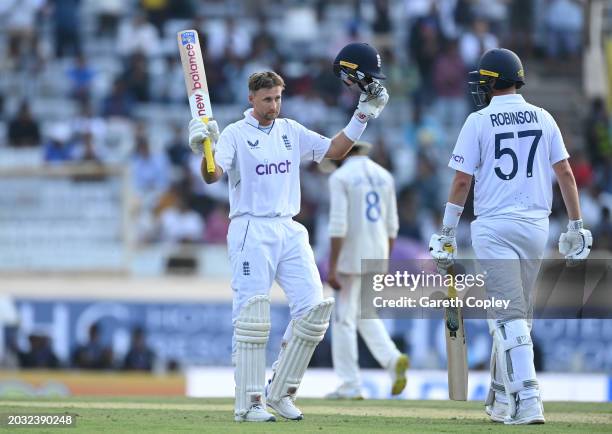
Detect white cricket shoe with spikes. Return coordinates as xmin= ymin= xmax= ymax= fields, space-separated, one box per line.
xmin=266 ymin=395 xmax=303 ymax=421
xmin=234 ymin=404 xmax=276 ymax=422
xmin=485 ymin=400 xmax=508 ymax=423
xmin=505 ymin=397 xmax=545 ymax=425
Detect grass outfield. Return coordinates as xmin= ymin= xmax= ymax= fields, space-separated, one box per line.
xmin=0 ymin=397 xmax=610 ymax=433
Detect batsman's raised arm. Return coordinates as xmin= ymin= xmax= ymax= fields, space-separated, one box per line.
xmin=325 ymin=84 xmax=389 ymax=160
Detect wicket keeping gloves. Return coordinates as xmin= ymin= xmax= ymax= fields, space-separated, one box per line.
xmin=559 ymin=219 xmax=592 ymax=266
xmin=354 ymin=83 xmax=389 ymax=123
xmin=429 ymin=227 xmax=457 ymax=274
xmin=188 ymin=118 xmax=220 ymax=154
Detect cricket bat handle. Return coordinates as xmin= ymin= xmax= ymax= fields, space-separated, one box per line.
xmin=203 ymin=137 xmax=215 ymax=173
xmin=200 ymin=117 xmax=215 ymax=174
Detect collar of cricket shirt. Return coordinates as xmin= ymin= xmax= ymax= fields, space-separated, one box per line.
xmin=489 ymin=94 xmax=525 ymax=105
xmin=344 ymin=155 xmax=369 ymax=164
xmin=243 ymin=108 xmax=275 ymax=133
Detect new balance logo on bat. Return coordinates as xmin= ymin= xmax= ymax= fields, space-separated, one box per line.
xmin=194 ymin=93 xmax=208 ymax=117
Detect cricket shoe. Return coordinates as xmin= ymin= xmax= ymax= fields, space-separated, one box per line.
xmin=265 ymin=380 xmax=303 ymax=420
xmin=485 ymin=399 xmax=508 ymax=423
xmin=505 ymin=397 xmax=545 ymax=425
xmin=389 ymin=354 xmax=409 ymax=396
xmin=324 ymin=386 xmax=364 ymax=400
xmin=234 ymin=404 xmax=276 ymax=422
xmin=267 ymin=396 xmax=303 ymax=420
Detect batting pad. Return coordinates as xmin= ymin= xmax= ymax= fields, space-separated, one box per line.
xmin=267 ymin=298 xmax=334 ymax=402
xmin=234 ymin=295 xmax=271 ymax=417
xmin=493 ymin=319 xmax=538 ymax=408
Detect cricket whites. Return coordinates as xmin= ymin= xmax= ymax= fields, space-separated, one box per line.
xmin=443 ymin=243 xmax=468 ymax=400
xmin=177 ymin=29 xmax=215 ymax=173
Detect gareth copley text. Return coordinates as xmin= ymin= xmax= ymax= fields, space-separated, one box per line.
xmin=372 ymin=296 xmax=511 ymax=311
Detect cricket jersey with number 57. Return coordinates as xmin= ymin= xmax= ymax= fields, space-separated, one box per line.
xmin=214 ymin=109 xmax=330 ymax=219
xmin=449 ymin=94 xmax=569 ymax=220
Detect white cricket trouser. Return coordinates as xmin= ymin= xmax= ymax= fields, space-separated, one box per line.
xmin=472 ymin=216 xmax=548 ymax=402
xmin=228 ymin=216 xmax=324 ymax=356
xmin=471 ymin=216 xmax=549 ymax=320
xmin=331 ymin=273 xmax=400 ymax=390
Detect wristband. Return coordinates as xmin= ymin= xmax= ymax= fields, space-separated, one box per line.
xmin=343 ymin=115 xmax=367 ymax=141
xmin=568 ymin=219 xmax=583 ymax=231
xmin=442 ymin=202 xmax=464 ymax=229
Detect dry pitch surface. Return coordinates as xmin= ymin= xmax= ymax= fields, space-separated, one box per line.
xmin=0 ymin=397 xmax=610 ymax=433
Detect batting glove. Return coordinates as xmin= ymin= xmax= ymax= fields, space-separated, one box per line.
xmin=188 ymin=118 xmax=219 ymax=154
xmin=354 ymin=83 xmax=389 ymax=123
xmin=429 ymin=226 xmax=457 ymax=274
xmin=559 ymin=219 xmax=593 ymax=266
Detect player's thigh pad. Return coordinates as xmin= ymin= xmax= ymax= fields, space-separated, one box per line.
xmin=267 ymin=298 xmax=334 ymax=402
xmin=492 ymin=319 xmax=537 ymax=394
xmin=234 ymin=295 xmax=271 ymax=416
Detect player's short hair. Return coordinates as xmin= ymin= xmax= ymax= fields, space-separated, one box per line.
xmin=248 ymin=71 xmax=285 ymax=93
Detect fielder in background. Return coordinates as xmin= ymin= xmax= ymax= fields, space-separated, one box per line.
xmin=429 ymin=48 xmax=592 ymax=425
xmin=325 ymin=141 xmax=409 ymax=400
xmin=189 ymin=43 xmax=389 ymax=423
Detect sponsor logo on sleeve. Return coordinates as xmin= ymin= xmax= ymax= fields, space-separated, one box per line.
xmin=451 ymin=154 xmax=465 ymax=164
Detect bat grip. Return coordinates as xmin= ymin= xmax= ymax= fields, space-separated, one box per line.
xmin=198 ymin=116 xmax=215 ymax=174
xmin=203 ymin=137 xmax=215 ymax=173
xmin=442 ymin=242 xmax=457 ymax=296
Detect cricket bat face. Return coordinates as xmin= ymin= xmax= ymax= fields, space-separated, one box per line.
xmin=445 ymin=301 xmax=468 ymax=400
xmin=443 ymin=254 xmax=468 ymax=401
xmin=177 ymin=30 xmax=214 ymax=121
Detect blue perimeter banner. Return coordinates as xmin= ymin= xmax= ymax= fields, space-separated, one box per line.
xmin=9 ymin=299 xmax=612 ymax=374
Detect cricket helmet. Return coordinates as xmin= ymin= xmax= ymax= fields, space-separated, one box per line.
xmin=333 ymin=42 xmax=386 ymax=92
xmin=469 ymin=48 xmax=525 ymax=107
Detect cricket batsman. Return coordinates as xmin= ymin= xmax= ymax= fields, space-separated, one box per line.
xmin=429 ymin=48 xmax=592 ymax=424
xmin=326 ymin=140 xmax=409 ymax=399
xmin=188 ymin=43 xmax=389 ymax=422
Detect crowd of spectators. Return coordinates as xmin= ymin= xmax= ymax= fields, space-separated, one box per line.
xmin=1 ymin=0 xmax=610 ymax=259
xmin=4 ymin=322 xmax=159 ymax=371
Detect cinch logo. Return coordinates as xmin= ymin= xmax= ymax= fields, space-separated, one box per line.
xmin=255 ymin=160 xmax=291 ymax=175
xmin=451 ymin=154 xmax=464 ymax=164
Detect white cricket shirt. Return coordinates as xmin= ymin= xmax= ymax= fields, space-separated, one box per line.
xmin=328 ymin=156 xmax=399 ymax=274
xmin=449 ymin=94 xmax=569 ymax=219
xmin=215 ymin=109 xmax=331 ymax=218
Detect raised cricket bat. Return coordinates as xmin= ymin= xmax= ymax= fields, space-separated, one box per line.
xmin=177 ymin=29 xmax=215 ymax=173
xmin=444 ymin=244 xmax=468 ymax=400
